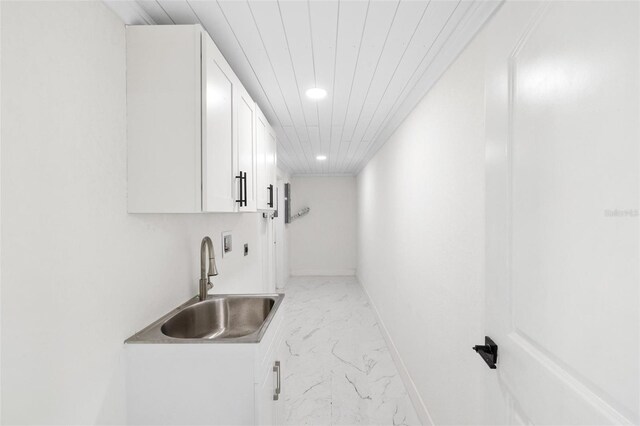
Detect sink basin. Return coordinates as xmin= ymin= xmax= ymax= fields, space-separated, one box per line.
xmin=125 ymin=294 xmax=284 ymax=344
xmin=161 ymin=297 xmax=275 ymax=339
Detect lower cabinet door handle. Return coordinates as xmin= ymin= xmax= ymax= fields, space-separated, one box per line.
xmin=273 ymin=361 xmax=281 ymax=400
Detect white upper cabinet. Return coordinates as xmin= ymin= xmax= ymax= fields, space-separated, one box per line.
xmin=202 ymin=33 xmax=235 ymax=213
xmin=266 ymin=125 xmax=277 ymax=209
xmin=256 ymin=107 xmax=277 ymax=211
xmin=256 ymin=109 xmax=268 ymax=211
xmin=235 ymin=84 xmax=257 ymax=212
xmin=126 ymin=24 xmax=273 ymax=213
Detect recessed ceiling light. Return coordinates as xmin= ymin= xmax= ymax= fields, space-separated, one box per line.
xmin=306 ymin=87 xmax=327 ymax=100
xmin=316 ymin=155 xmax=327 ymax=161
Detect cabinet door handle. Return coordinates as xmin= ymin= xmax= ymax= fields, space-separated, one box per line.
xmin=235 ymin=172 xmax=244 ymax=206
xmin=242 ymin=171 xmax=247 ymax=207
xmin=236 ymin=172 xmax=247 ymax=207
xmin=273 ymin=360 xmax=281 ymax=400
xmin=268 ymin=184 xmax=274 ymax=208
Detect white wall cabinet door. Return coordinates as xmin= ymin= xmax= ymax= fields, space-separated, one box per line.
xmin=255 ymin=107 xmax=277 ymax=211
xmin=266 ymin=126 xmax=277 ymax=210
xmin=202 ymin=33 xmax=235 ymax=213
xmin=256 ymin=108 xmax=271 ymax=211
xmin=127 ymin=24 xmax=257 ymax=214
xmin=235 ymin=85 xmax=257 ymax=212
xmin=127 ymin=25 xmax=204 ymax=213
xmin=484 ymin=1 xmax=638 ymax=424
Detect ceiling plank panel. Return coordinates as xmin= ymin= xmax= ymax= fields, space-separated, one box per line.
xmin=307 ymin=126 xmax=321 ymax=173
xmin=328 ymin=0 xmax=370 ymax=172
xmin=276 ymin=140 xmax=294 ymax=172
xmin=308 ymin=0 xmax=339 ymax=173
xmin=275 ymin=128 xmax=304 ymax=172
xmin=276 ymin=0 xmax=324 ymax=172
xmin=105 ymin=0 xmax=503 ymax=175
xmin=345 ymin=0 xmax=470 ymax=171
xmin=329 ymin=125 xmax=344 ymax=170
xmin=136 ymin=1 xmax=174 ymax=24
xmin=359 ymin=0 xmax=461 ymax=143
xmin=190 ymin=2 xmax=286 ymax=129
xmin=354 ymin=1 xmax=501 ymax=172
xmin=342 ymin=0 xmax=431 ymax=169
xmin=192 ymin=0 xmax=313 ymax=173
xmin=282 ymin=126 xmax=312 ymax=173
xmin=278 ymin=0 xmax=318 ymax=128
xmin=215 ymin=1 xmax=292 ymax=127
xmin=360 ymin=2 xmax=473 ymax=168
xmin=345 ymin=1 xmax=468 ymax=171
xmin=368 ymin=0 xmax=476 ymax=144
xmin=156 ymin=0 xmax=199 ymax=24
xmin=273 ymin=126 xmax=309 ymax=169
xmin=335 ymin=0 xmax=400 ymax=170
xmin=248 ymin=0 xmax=312 ymax=171
xmin=105 ymin=0 xmax=156 ymax=24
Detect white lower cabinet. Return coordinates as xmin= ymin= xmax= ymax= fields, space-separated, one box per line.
xmin=254 ymin=319 xmax=285 ymax=425
xmin=126 ymin=305 xmax=285 ymax=425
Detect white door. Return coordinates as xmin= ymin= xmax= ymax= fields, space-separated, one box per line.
xmin=202 ymin=34 xmax=235 ymax=212
xmin=484 ymin=1 xmax=638 ymax=424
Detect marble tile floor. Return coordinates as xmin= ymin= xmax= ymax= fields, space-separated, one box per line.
xmin=281 ymin=276 xmax=420 ymax=426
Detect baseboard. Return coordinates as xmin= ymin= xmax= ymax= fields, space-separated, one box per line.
xmin=290 ymin=269 xmax=356 ymax=277
xmin=356 ymin=275 xmax=435 ymax=426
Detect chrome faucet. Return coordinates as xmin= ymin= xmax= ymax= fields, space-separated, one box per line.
xmin=199 ymin=236 xmax=218 ymax=301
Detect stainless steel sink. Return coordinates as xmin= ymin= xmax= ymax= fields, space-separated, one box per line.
xmin=125 ymin=294 xmax=284 ymax=344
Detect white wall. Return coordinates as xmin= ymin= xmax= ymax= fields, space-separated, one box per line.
xmin=1 ymin=2 xmax=264 ymax=423
xmin=0 ymin=1 xmax=3 ymax=421
xmin=289 ymin=176 xmax=356 ymax=276
xmin=357 ymin=22 xmax=495 ymax=425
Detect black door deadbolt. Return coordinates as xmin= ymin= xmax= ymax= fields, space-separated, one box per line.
xmin=473 ymin=336 xmax=498 ymax=369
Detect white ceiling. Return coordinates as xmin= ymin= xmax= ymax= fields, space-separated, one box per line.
xmin=106 ymin=0 xmax=501 ymax=175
